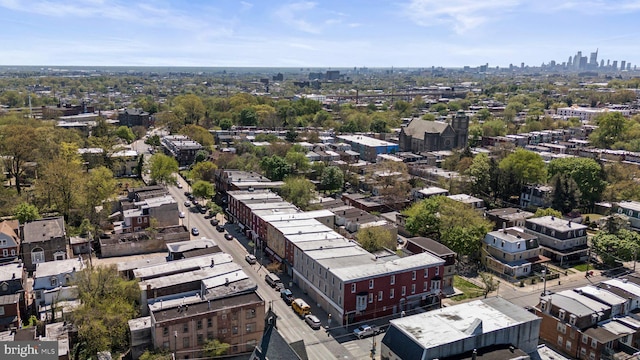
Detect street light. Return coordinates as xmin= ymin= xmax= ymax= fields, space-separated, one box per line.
xmin=541 ymin=265 xmax=548 ymax=297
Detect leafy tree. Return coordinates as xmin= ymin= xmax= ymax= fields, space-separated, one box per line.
xmin=320 ymin=166 xmax=344 ymax=192
xmin=356 ymin=226 xmax=395 ymax=252
xmin=192 ymin=180 xmax=214 ymax=200
xmin=480 ymin=272 xmax=499 ymax=299
xmin=144 ymin=134 xmax=161 ymax=147
xmin=279 ymin=177 xmax=316 ymax=210
xmin=238 ymin=108 xmax=258 ymax=126
xmin=203 ymin=339 xmax=230 ymax=357
xmin=155 ymin=111 xmax=183 ymax=133
xmin=550 ymin=173 xmax=581 ymax=214
xmin=370 ymin=118 xmax=390 ymax=133
xmin=0 ymin=124 xmax=38 ymax=194
xmin=37 ymin=147 xmax=84 ymax=220
xmin=403 ymin=196 xmax=493 ymax=257
xmin=260 ymin=155 xmax=291 ymax=181
xmin=603 ymin=213 xmax=630 ymax=234
xmin=466 ymin=153 xmax=491 ymax=197
xmin=14 ymin=202 xmax=40 ymax=224
xmin=547 ymin=157 xmax=606 ymax=208
xmin=285 ymin=150 xmax=310 ymax=174
xmin=84 ymin=166 xmax=117 ymax=225
xmin=219 ymin=118 xmax=233 ymax=130
xmin=138 ymin=351 xmax=172 ymax=360
xmin=592 ymin=229 xmax=640 ymax=266
xmin=534 ymin=208 xmax=563 ymax=218
xmin=589 ymin=112 xmax=630 ymax=148
xmin=207 ymin=202 xmax=223 ymax=216
xmin=148 ymin=153 xmax=178 ymax=185
xmin=499 ymin=149 xmax=547 ymax=186
xmin=179 ymin=124 xmax=214 ymax=148
xmin=114 ymin=126 xmax=135 ymax=143
xmin=174 ymin=94 xmax=205 ymax=125
xmin=190 ymin=161 xmax=217 ymax=182
xmin=285 ymin=129 xmax=298 ymax=142
xmin=71 ymin=265 xmax=140 ymax=359
xmin=482 ymin=119 xmax=507 ymax=137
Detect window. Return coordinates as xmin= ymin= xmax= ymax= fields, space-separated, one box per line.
xmin=207 ymin=318 xmax=212 ymax=327
xmin=424 ymin=269 xmax=429 ymax=278
xmin=591 ymin=339 xmax=597 ymax=348
xmin=581 ymin=347 xmax=587 ymax=356
xmin=589 ymin=351 xmax=595 ymax=360
xmin=197 ymin=320 xmax=202 ymax=330
xmin=558 ymin=335 xmax=563 ymax=346
xmin=162 ymin=341 xmax=169 ymax=350
xmin=557 ymin=323 xmax=566 ymax=334
xmin=390 ymin=288 xmax=394 ymax=299
xmin=401 ymin=286 xmax=406 ymax=296
xmin=351 ymin=283 xmax=356 ymax=293
xmin=10 ymin=250 xmax=15 ymax=256
xmin=369 ymin=293 xmax=373 ymax=303
xmin=435 ymin=267 xmax=439 ymax=276
xmin=566 ymin=340 xmax=572 ymax=351
xmin=183 ymin=323 xmax=188 ymax=333
xmin=569 ymin=314 xmax=577 ymax=325
xmin=31 ymin=248 xmax=44 ymax=265
xmin=378 ymin=291 xmax=383 ymax=301
xmin=232 ymin=326 xmax=238 ymax=335
xmin=390 ymin=275 xmax=395 ymax=285
xmin=517 ymin=242 xmax=521 ymax=249
xmin=411 ymin=284 xmax=416 ymax=294
xmin=431 ymin=280 xmax=440 ymax=291
xmin=50 ymin=277 xmax=57 ymax=287
xmin=412 ymin=271 xmax=416 ymax=280
xmin=183 ymin=337 xmax=189 ymax=348
xmin=540 ymin=300 xmax=547 ymax=311
xmin=207 ymin=331 xmax=214 ymax=340
xmin=582 ymin=335 xmax=588 ymax=344
xmin=246 ymin=322 xmax=255 ymax=333
xmin=197 ymin=334 xmax=204 ymax=346
xmin=163 ymin=327 xmax=169 ymax=336
xmin=559 ymin=309 xmax=565 ymax=320
xmin=424 ymin=282 xmax=428 ymax=291
xmin=246 ymin=308 xmax=256 ymax=319
xmin=2 ymin=249 xmax=7 ymax=257
xmin=369 ymin=279 xmax=374 ymax=289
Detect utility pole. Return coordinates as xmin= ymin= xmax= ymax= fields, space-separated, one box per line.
xmin=370 ymin=333 xmax=377 ymax=359
xmin=541 ymin=264 xmax=548 ymax=297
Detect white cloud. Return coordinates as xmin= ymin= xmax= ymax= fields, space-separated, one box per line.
xmin=274 ymin=2 xmax=321 ymax=34
xmin=404 ymin=0 xmax=520 ymax=34
xmin=240 ymin=1 xmax=253 ymax=11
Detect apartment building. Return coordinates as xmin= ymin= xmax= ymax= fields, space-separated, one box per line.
xmin=524 ymin=216 xmax=588 ymax=266
xmin=482 ymin=227 xmax=545 ymax=279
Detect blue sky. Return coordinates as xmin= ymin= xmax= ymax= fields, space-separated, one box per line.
xmin=1 ymin=0 xmax=640 ymax=67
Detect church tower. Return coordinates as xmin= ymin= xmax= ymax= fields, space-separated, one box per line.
xmin=452 ymin=110 xmax=469 ymax=149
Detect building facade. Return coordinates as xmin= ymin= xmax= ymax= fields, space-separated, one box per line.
xmin=398 ymin=111 xmax=469 ymax=153
xmin=20 ymin=217 xmax=69 ymax=273
xmin=524 ymin=216 xmax=588 ymax=265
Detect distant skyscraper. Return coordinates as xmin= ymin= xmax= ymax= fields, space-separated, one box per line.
xmin=600 ymin=59 xmax=605 ymax=68
xmin=612 ymin=60 xmax=618 ymax=70
xmin=621 ymin=61 xmax=626 ymax=70
xmin=573 ymin=52 xmax=581 ymax=69
xmin=521 ymin=62 xmax=525 ymax=69
xmin=589 ymin=50 xmax=598 ymax=66
xmin=627 ymin=63 xmax=632 ymax=71
xmin=607 ymin=59 xmax=611 ymax=67
xmin=567 ymin=56 xmax=573 ymax=67
xmin=580 ymin=56 xmax=588 ymax=70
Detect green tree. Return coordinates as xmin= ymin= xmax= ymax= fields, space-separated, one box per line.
xmin=238 ymin=108 xmax=258 ymax=126
xmin=533 ymin=208 xmax=563 ymax=218
xmin=590 ymin=112 xmax=630 ymax=148
xmin=550 ymin=173 xmax=581 ymax=214
xmin=370 ymin=118 xmax=390 ymax=133
xmin=285 ymin=150 xmax=310 ymax=174
xmin=466 ymin=153 xmax=491 ymax=197
xmin=190 ymin=161 xmax=217 ymax=182
xmin=260 ymin=155 xmax=291 ymax=181
xmin=179 ymin=124 xmax=214 ymax=148
xmin=84 ymin=166 xmax=117 ymax=226
xmin=148 ymin=153 xmax=178 ymax=185
xmin=71 ymin=265 xmax=140 ymax=359
xmin=219 ymin=118 xmax=233 ymax=130
xmin=403 ymin=196 xmax=493 ymax=257
xmin=174 ymin=94 xmax=205 ymax=125
xmin=14 ymin=202 xmax=40 ymax=224
xmin=547 ymin=157 xmax=606 ymax=208
xmin=138 ymin=351 xmax=172 ymax=360
xmin=279 ymin=177 xmax=316 ymax=210
xmin=115 ymin=126 xmax=135 ymax=143
xmin=192 ymin=180 xmax=214 ymax=200
xmin=356 ymin=226 xmax=395 ymax=252
xmin=592 ymin=229 xmax=640 ymax=266
xmin=0 ymin=124 xmax=38 ymax=194
xmin=203 ymin=339 xmax=230 ymax=357
xmin=499 ymin=149 xmax=547 ymax=186
xmin=320 ymin=166 xmax=344 ymax=192
xmin=480 ymin=272 xmax=499 ymax=299
xmin=37 ymin=150 xmax=84 ymax=220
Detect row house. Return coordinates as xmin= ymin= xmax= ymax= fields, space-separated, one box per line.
xmin=520 ymin=184 xmax=553 ymax=209
xmin=32 ymin=257 xmax=85 ymax=321
xmin=411 ymin=186 xmax=449 ymax=201
xmin=447 ymin=194 xmax=485 ymax=211
xmin=20 ymin=217 xmax=70 ymax=273
xmin=599 ymin=278 xmax=640 ymax=311
xmin=213 ymin=170 xmax=282 ymax=208
xmin=0 ymin=220 xmax=20 ymax=263
xmin=524 ymin=216 xmax=588 ymax=266
xmin=403 ymin=237 xmax=456 ymax=291
xmin=0 ymin=262 xmax=26 ymax=331
xmin=616 ymin=201 xmax=640 ymax=231
xmin=485 ymin=207 xmax=535 ymax=230
xmin=535 ymin=287 xmax=640 ymax=359
xmin=293 ymin=243 xmax=444 ymax=325
xmin=148 ymin=289 xmax=264 ymax=359
xmin=114 ymin=195 xmax=179 ymax=234
xmin=110 ymin=149 xmax=140 ymax=177
xmin=161 ymin=135 xmax=203 ymax=167
xmin=482 ymin=227 xmax=546 ymax=279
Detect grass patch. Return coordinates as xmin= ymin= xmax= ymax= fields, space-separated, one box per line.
xmin=451 ymin=275 xmax=485 ymax=301
xmin=572 ymin=263 xmax=589 ymax=272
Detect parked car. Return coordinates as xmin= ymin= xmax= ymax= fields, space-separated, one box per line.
xmin=198 ymin=205 xmax=207 ymax=214
xmin=397 ymin=237 xmax=405 ymax=245
xmin=216 ymin=224 xmax=225 ymax=232
xmin=245 ymin=254 xmax=257 ymax=264
xmin=177 ymin=182 xmax=183 ymax=189
xmin=179 ymin=211 xmax=185 ymax=218
xmin=305 ymin=314 xmax=322 ymax=330
xmin=353 ymin=325 xmax=383 ymax=339
xmin=210 ymin=219 xmax=219 ymax=226
xmin=184 ymin=191 xmax=191 ymax=197
xmin=224 ymin=233 xmax=233 ymax=240
xmin=193 ymin=199 xmax=199 ymax=206
xmin=184 ymin=201 xmax=191 ymax=207
xmin=191 ymin=227 xmax=199 ymax=236
xmin=280 ymin=288 xmax=294 ymax=305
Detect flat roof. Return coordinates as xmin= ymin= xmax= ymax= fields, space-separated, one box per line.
xmin=133 ymin=253 xmax=233 ymax=280
xmin=140 ymin=262 xmax=241 ymax=290
xmin=337 ymin=134 xmax=398 ymax=147
xmin=287 ymin=231 xmax=345 ymax=245
xmin=167 ymin=238 xmax=217 ymax=253
xmin=447 ymin=194 xmax=483 ymax=204
xmin=618 ymin=201 xmax=640 ymax=212
xmin=261 ymin=210 xmax=335 ymax=222
xmin=417 ymin=187 xmax=448 ymax=196
xmin=128 ymin=316 xmax=151 ymax=331
xmin=151 ymin=292 xmax=262 ymax=323
xmin=294 ymin=237 xmax=355 ymax=251
xmin=389 ymin=297 xmax=539 ymax=350
xmin=556 ymin=290 xmax=611 ymax=313
xmin=575 ymin=286 xmax=626 ymax=306
xmin=328 ymin=251 xmax=444 ymax=282
xmin=0 ymin=262 xmax=25 ymax=282
xmin=526 ymin=216 xmax=587 ymax=231
xmin=602 ymin=279 xmax=640 ymax=298
xmin=134 ymin=194 xmax=176 ymax=208
xmin=35 ymin=258 xmax=85 ymax=278
xmin=270 ymin=218 xmax=323 ymax=230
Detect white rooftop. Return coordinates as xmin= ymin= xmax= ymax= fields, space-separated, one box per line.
xmin=167 ymin=238 xmax=217 ymax=253
xmin=35 ymin=258 xmax=85 ymax=278
xmin=389 ymin=297 xmax=539 ymax=350
xmin=133 ymin=253 xmax=233 ymax=280
xmin=337 ymin=134 xmax=398 ymax=147
xmin=526 ymin=216 xmax=587 ymax=231
xmin=328 ymin=251 xmax=444 ymax=282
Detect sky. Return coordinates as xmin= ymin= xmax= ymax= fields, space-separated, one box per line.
xmin=1 ymin=0 xmax=640 ymax=68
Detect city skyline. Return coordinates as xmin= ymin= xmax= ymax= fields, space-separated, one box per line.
xmin=2 ymin=0 xmax=640 ymax=67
